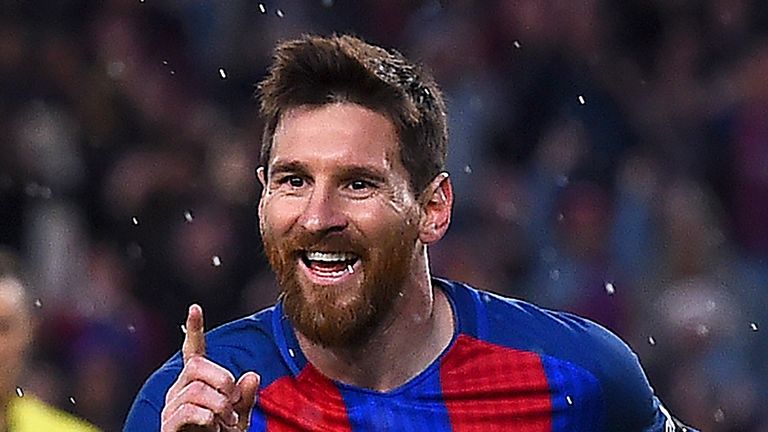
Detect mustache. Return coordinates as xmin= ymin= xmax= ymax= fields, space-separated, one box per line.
xmin=278 ymin=229 xmax=367 ymax=256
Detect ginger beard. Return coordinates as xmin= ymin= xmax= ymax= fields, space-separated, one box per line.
xmin=262 ymin=217 xmax=420 ymax=349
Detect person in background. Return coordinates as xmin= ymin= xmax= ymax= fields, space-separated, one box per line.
xmin=0 ymin=247 xmax=100 ymax=432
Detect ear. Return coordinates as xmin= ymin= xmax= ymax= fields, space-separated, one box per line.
xmin=256 ymin=166 xmax=267 ymax=191
xmin=418 ymin=172 xmax=453 ymax=244
xmin=256 ymin=166 xmax=267 ymax=226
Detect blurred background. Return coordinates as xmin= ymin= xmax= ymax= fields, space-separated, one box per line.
xmin=1 ymin=0 xmax=767 ymax=430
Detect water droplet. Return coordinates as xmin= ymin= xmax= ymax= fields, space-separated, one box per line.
xmin=180 ymin=324 xmax=187 ymax=334
xmin=463 ymin=165 xmax=472 ymax=174
xmin=33 ymin=298 xmax=42 ymax=308
xmin=218 ymin=68 xmax=227 ymax=79
xmin=322 ymin=0 xmax=334 ymax=7
xmin=714 ymin=408 xmax=725 ymax=423
xmin=750 ymin=322 xmax=758 ymax=331
xmin=275 ymin=8 xmax=284 ymax=17
xmin=288 ymin=348 xmax=295 ymax=358
xmin=346 ymin=264 xmax=354 ymax=274
xmin=131 ymin=217 xmax=139 ymax=226
xmin=162 ymin=60 xmax=168 ymax=65
xmin=513 ymin=40 xmax=522 ymax=49
xmin=605 ymin=282 xmax=615 ymax=295
xmin=481 ymin=293 xmax=491 ymax=303
xmin=566 ymin=395 xmax=573 ymax=405
xmin=556 ymin=175 xmax=569 ymax=187
xmin=212 ymin=255 xmax=222 ymax=267
xmin=16 ymin=387 xmax=23 ymax=397
xmin=557 ymin=213 xmax=564 ymax=222
xmin=69 ymin=397 xmax=76 ymax=405
xmin=578 ymin=95 xmax=586 ymax=105
xmin=127 ymin=324 xmax=136 ymax=333
xmin=258 ymin=3 xmax=266 ymax=13
xmin=549 ymin=269 xmax=560 ymax=281
xmin=398 ymin=292 xmax=404 ymax=297
xmin=184 ymin=210 xmax=194 ymax=222
xmin=170 ymin=70 xmax=176 ymax=75
xmin=648 ymin=336 xmax=656 ymax=346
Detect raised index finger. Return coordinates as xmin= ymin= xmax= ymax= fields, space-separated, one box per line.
xmin=182 ymin=304 xmax=206 ymax=363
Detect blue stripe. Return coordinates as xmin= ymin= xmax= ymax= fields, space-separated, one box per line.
xmin=248 ymin=405 xmax=267 ymax=431
xmin=540 ymin=355 xmax=605 ymax=432
xmin=338 ymin=368 xmax=453 ymax=432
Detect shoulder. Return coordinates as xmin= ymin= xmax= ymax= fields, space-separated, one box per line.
xmin=440 ymin=279 xmax=667 ymax=431
xmin=9 ymin=396 xmax=100 ymax=432
xmin=125 ymin=307 xmax=290 ymax=430
xmin=440 ymin=278 xmax=633 ymax=364
xmin=204 ymin=306 xmax=283 ymax=375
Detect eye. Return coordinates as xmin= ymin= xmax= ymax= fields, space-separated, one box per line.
xmin=349 ymin=180 xmax=370 ymax=191
xmin=281 ymin=176 xmax=304 ymax=188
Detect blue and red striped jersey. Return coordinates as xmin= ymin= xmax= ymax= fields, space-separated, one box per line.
xmin=125 ymin=279 xmax=692 ymax=431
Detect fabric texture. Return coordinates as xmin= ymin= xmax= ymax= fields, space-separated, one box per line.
xmin=8 ymin=396 xmax=100 ymax=432
xmin=125 ymin=279 xmax=694 ymax=431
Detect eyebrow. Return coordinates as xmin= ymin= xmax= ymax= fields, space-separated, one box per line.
xmin=269 ymin=160 xmax=308 ymax=177
xmin=269 ymin=160 xmax=389 ymax=183
xmin=337 ymin=164 xmax=389 ymax=183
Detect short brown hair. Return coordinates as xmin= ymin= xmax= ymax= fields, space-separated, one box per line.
xmin=257 ymin=34 xmax=448 ymax=195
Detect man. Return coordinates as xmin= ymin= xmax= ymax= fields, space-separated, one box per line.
xmin=126 ymin=34 xmax=696 ymax=431
xmin=0 ymin=248 xmax=100 ymax=432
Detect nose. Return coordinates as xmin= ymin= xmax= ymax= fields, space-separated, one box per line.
xmin=297 ymin=185 xmax=348 ymax=234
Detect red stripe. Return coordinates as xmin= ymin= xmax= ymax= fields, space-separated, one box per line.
xmin=440 ymin=334 xmax=553 ymax=431
xmin=260 ymin=365 xmax=353 ymax=431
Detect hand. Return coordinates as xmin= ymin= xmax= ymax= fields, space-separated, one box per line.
xmin=161 ymin=304 xmax=261 ymax=431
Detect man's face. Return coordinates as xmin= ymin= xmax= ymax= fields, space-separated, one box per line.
xmin=258 ymin=103 xmax=422 ymax=348
xmin=0 ymin=278 xmax=31 ymax=398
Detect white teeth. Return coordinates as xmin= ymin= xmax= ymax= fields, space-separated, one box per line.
xmin=305 ymin=251 xmax=357 ymax=262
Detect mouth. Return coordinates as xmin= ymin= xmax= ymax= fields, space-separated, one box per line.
xmin=298 ymin=250 xmax=361 ymax=285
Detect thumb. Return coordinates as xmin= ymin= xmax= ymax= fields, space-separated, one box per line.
xmin=233 ymin=372 xmax=260 ymax=431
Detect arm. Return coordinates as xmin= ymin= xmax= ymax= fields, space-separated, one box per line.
xmin=124 ymin=305 xmax=260 ymax=432
xmin=586 ymin=320 xmax=698 ymax=432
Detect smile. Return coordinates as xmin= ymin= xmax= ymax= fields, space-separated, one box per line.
xmin=299 ymin=251 xmax=361 ymax=284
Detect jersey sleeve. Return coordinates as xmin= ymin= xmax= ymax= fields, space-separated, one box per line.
xmin=575 ymin=316 xmax=698 ymax=432
xmin=123 ymin=309 xmax=281 ymax=432
xmin=123 ymin=358 xmax=182 ymax=432
xmin=457 ymin=282 xmax=699 ymax=432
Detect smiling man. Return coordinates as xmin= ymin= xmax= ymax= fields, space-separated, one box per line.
xmin=125 ymin=34 xmax=696 ymax=431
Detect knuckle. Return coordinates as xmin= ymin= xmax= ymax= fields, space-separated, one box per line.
xmin=187 ymin=380 xmax=208 ymax=396
xmin=186 ymin=356 xmax=204 ymax=373
xmin=211 ymin=398 xmax=231 ymax=416
xmin=181 ymin=403 xmax=215 ymax=425
xmin=215 ymin=373 xmax=236 ymax=393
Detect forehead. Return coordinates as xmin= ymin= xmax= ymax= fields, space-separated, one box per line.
xmin=270 ymin=103 xmax=400 ymax=168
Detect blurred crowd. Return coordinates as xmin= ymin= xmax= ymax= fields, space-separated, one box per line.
xmin=1 ymin=0 xmax=767 ymax=430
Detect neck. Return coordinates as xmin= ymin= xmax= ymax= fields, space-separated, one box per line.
xmin=297 ymin=259 xmax=454 ymax=392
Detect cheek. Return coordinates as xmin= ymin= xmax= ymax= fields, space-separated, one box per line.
xmin=356 ymin=207 xmax=419 ymax=246
xmin=260 ymin=198 xmax=297 ymax=234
